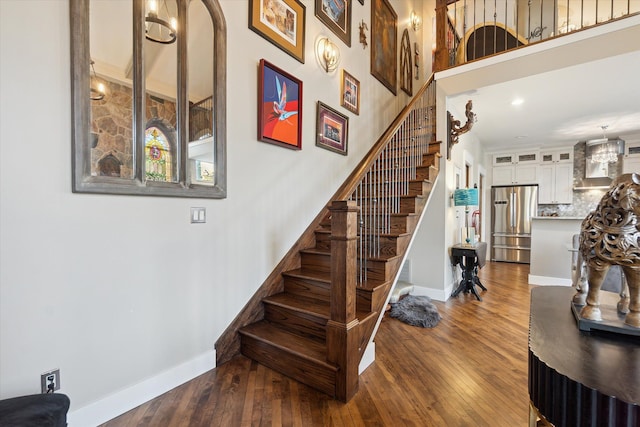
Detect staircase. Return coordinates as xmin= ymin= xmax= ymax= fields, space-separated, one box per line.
xmin=216 ymin=77 xmax=441 ymax=402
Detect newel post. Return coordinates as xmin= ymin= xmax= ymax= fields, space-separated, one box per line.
xmin=434 ymin=0 xmax=449 ymax=72
xmin=327 ymin=200 xmax=360 ymax=401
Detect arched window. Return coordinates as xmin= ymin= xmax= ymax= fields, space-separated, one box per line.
xmin=71 ymin=0 xmax=227 ymax=198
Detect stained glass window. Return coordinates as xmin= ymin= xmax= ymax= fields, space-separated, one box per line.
xmin=145 ymin=126 xmax=174 ymax=182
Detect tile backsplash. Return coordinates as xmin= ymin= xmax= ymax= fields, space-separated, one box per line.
xmin=538 ymin=142 xmax=621 ymax=218
xmin=539 ymin=189 xmax=606 ymax=218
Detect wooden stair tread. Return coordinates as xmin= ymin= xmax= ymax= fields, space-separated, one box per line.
xmin=264 ymin=293 xmax=330 ymax=317
xmin=360 ymin=231 xmax=411 ymax=238
xmin=364 ymin=253 xmax=403 ymax=263
xmin=352 ymin=177 xmax=433 ymax=186
xmin=360 ymin=194 xmax=425 ymax=200
xmin=390 ymin=212 xmax=418 ymax=218
xmin=284 ymin=268 xmax=330 ymax=283
xmin=283 ymin=268 xmax=388 ymax=291
xmin=239 ymin=321 xmax=337 ymax=371
xmin=300 ymin=247 xmax=330 ymax=255
xmin=317 ymin=227 xmax=411 ymax=239
xmin=301 ymin=246 xmax=401 ymax=262
xmin=264 ymin=293 xmax=375 ymax=320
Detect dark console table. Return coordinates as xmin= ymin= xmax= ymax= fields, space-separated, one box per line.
xmin=450 ymin=242 xmax=487 ymax=301
xmin=529 ymin=286 xmax=640 ymax=426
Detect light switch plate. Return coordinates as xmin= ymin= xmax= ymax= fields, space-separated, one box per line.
xmin=190 ymin=207 xmax=206 ymax=223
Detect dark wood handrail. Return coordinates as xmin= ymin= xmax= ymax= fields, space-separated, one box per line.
xmin=331 ymin=75 xmax=435 ymax=203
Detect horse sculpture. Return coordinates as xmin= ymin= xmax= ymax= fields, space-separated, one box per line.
xmin=575 ymin=173 xmax=640 ymax=328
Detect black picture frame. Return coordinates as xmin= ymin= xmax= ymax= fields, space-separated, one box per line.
xmin=315 ymin=0 xmax=351 ymax=47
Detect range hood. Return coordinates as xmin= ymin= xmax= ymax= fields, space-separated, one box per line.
xmin=574 ymin=138 xmax=625 ymax=190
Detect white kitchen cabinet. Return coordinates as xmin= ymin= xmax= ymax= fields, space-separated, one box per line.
xmin=492 ymin=150 xmax=539 ymax=166
xmin=492 ymin=150 xmax=540 ymax=185
xmin=623 ymin=157 xmax=640 ymax=174
xmin=539 ymin=163 xmax=573 ymax=204
xmin=492 ymin=164 xmax=538 ymax=185
xmin=540 ymin=148 xmax=573 ymax=164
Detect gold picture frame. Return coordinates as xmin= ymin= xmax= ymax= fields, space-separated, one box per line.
xmin=249 ymin=0 xmax=306 ymax=63
xmin=340 ymin=69 xmax=360 ymax=115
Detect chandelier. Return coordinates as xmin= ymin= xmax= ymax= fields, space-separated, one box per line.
xmin=145 ymin=0 xmax=177 ymax=44
xmin=590 ymin=143 xmax=619 ymax=164
xmin=588 ymin=125 xmax=621 ymax=164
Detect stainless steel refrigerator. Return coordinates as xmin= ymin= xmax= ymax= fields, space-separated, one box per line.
xmin=491 ymin=184 xmax=538 ymax=263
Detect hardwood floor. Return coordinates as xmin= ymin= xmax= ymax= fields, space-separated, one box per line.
xmin=101 ymin=261 xmax=534 ymax=426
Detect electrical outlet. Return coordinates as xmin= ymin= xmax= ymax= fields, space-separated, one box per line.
xmin=40 ymin=369 xmax=60 ymax=394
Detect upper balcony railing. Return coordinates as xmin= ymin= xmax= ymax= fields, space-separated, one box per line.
xmin=434 ymin=0 xmax=640 ymax=71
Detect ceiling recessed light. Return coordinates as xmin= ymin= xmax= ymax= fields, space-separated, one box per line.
xmin=515 ymin=135 xmax=527 ymax=139
xmin=511 ymin=98 xmax=524 ymax=106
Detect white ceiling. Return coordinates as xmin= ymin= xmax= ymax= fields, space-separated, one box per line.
xmin=437 ymin=16 xmax=640 ymax=153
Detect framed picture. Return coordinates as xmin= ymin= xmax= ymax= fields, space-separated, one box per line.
xmin=249 ymin=0 xmax=306 ymax=63
xmin=316 ymin=101 xmax=349 ymax=155
xmin=341 ymin=70 xmax=360 ymax=115
xmin=258 ymin=59 xmax=303 ymax=150
xmin=371 ymin=0 xmax=397 ymax=95
xmin=315 ymin=0 xmax=351 ymax=47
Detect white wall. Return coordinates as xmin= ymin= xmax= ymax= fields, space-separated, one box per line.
xmin=0 ymin=0 xmax=426 ymax=424
xmin=404 ymin=90 xmax=487 ymax=300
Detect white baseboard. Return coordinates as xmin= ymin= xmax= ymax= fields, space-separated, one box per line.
xmin=68 ymin=350 xmax=216 ymax=427
xmin=359 ymin=342 xmax=375 ymax=374
xmin=528 ymin=275 xmax=572 ymax=286
xmin=410 ymin=284 xmax=452 ymax=302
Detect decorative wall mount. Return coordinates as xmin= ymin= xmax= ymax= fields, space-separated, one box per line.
xmin=414 ymin=42 xmax=420 ymax=80
xmin=358 ymin=20 xmax=368 ymax=49
xmin=399 ymin=29 xmax=412 ymax=96
xmin=447 ymin=100 xmax=476 ymax=160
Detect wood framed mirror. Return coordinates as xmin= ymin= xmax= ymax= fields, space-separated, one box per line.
xmin=70 ymin=0 xmax=227 ymax=198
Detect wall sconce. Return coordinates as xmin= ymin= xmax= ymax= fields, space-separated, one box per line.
xmin=145 ymin=0 xmax=177 ymax=44
xmin=90 ymin=59 xmax=105 ymax=101
xmin=410 ymin=11 xmax=422 ymax=32
xmin=316 ymin=37 xmax=340 ymax=73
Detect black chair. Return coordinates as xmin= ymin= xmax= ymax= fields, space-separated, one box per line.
xmin=0 ymin=393 xmax=70 ymax=427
